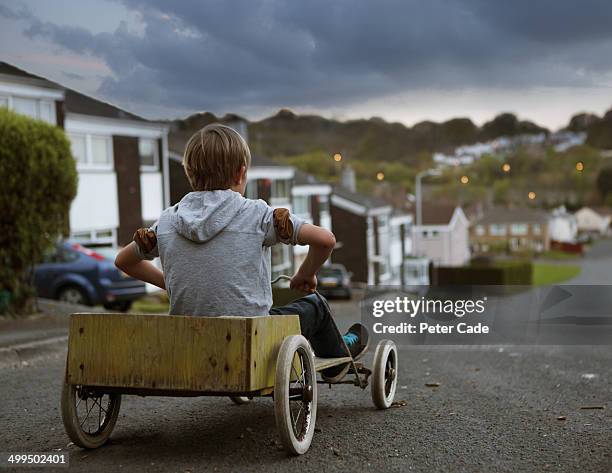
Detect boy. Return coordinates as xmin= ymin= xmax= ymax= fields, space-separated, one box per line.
xmin=115 ymin=124 xmax=368 ymax=379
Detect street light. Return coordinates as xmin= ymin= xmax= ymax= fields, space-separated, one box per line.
xmin=502 ymin=163 xmax=511 ymax=173
xmin=333 ymin=153 xmax=342 ymax=162
xmin=415 ymin=167 xmax=443 ymax=226
xmin=460 ymin=175 xmax=469 ymax=184
xmin=376 ymin=172 xmax=385 ymax=181
xmin=576 ymin=161 xmax=584 ymax=172
xmin=528 ymin=191 xmax=536 ymax=201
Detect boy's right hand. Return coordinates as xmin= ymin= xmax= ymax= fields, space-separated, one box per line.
xmin=290 ymin=271 xmax=317 ymax=293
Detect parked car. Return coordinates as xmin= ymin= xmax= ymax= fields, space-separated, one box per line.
xmin=316 ymin=264 xmax=352 ymax=299
xmin=34 ymin=242 xmax=146 ymax=312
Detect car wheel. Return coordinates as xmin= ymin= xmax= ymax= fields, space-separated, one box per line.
xmin=57 ymin=286 xmax=89 ymax=306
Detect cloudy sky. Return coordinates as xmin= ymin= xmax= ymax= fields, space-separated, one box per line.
xmin=1 ymin=0 xmax=612 ymax=129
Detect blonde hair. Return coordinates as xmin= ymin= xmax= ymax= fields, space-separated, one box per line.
xmin=183 ymin=123 xmax=251 ymax=191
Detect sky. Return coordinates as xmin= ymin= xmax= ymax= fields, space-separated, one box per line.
xmin=1 ymin=0 xmax=612 ymax=129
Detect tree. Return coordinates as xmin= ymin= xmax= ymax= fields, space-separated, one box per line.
xmin=596 ymin=165 xmax=612 ymax=201
xmin=0 ymin=108 xmax=77 ymax=314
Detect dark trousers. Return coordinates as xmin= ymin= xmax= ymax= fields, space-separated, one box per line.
xmin=269 ymin=294 xmax=346 ymax=358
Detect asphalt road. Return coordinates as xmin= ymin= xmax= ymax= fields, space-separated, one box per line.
xmin=3 ymin=243 xmax=612 ymax=472
xmin=1 ymin=294 xmax=611 ymax=473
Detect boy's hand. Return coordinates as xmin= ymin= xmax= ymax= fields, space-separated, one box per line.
xmin=290 ymin=271 xmax=317 ymax=293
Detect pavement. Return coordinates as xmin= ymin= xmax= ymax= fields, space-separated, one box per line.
xmin=0 ymin=249 xmax=611 ymax=472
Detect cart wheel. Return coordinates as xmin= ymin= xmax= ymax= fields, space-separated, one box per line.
xmin=371 ymin=340 xmax=398 ymax=409
xmin=274 ymin=335 xmax=317 ymax=455
xmin=61 ymin=382 xmax=121 ymax=449
xmin=229 ymin=396 xmax=251 ymax=405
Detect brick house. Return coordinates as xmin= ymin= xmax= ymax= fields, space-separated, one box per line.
xmin=0 ymin=62 xmax=170 ymax=247
xmin=471 ymin=207 xmax=550 ymax=254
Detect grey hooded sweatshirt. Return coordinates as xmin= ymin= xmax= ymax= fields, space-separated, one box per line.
xmin=137 ymin=190 xmax=304 ymax=317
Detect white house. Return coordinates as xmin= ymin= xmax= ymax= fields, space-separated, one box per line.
xmin=575 ymin=207 xmax=612 ymax=236
xmin=0 ymin=62 xmax=169 ymax=248
xmin=412 ymin=204 xmax=470 ymax=266
xmin=549 ymin=206 xmax=578 ymax=243
xmin=291 ymin=171 xmax=332 ymax=270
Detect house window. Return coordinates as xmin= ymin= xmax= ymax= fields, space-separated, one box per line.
xmin=293 ymin=195 xmax=310 ymax=216
xmin=272 ymin=179 xmax=290 ymax=200
xmin=13 ymin=97 xmax=38 ymax=118
xmin=8 ymin=96 xmax=56 ymax=125
xmin=532 ymin=224 xmax=542 ymax=235
xmin=475 ymin=225 xmax=485 ymax=236
xmin=68 ymin=133 xmax=113 ymax=170
xmin=244 ymin=181 xmax=258 ymax=200
xmin=139 ymin=138 xmax=159 ymax=170
xmin=511 ymin=223 xmax=528 ymax=236
xmin=489 ymin=224 xmax=507 ymax=236
xmin=318 ymin=196 xmax=330 ymax=213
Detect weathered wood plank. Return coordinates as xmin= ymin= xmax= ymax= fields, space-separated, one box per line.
xmin=314 ymin=357 xmax=352 ymax=371
xmin=66 ymin=313 xmax=300 ymax=393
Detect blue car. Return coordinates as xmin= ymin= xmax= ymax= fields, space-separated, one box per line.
xmin=34 ymin=242 xmax=147 ymax=312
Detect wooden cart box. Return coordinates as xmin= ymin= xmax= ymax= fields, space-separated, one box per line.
xmin=66 ymin=313 xmax=301 ymax=394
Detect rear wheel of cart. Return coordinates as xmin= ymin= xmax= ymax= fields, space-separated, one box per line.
xmin=61 ymin=381 xmax=121 ymax=449
xmin=274 ymin=335 xmax=317 ymax=455
xmin=229 ymin=396 xmax=251 ymax=405
xmin=371 ymin=340 xmax=398 ymax=409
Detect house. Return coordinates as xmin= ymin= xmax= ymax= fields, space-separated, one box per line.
xmin=549 ymin=206 xmax=578 ymax=243
xmin=0 ymin=62 xmax=170 ymax=247
xmin=330 ymin=186 xmax=395 ymax=285
xmin=389 ymin=212 xmax=429 ymax=286
xmin=413 ymin=204 xmax=470 ymax=266
xmin=291 ymin=171 xmax=332 ymax=269
xmin=575 ymin=207 xmax=612 ymax=236
xmin=471 ymin=207 xmax=550 ymax=254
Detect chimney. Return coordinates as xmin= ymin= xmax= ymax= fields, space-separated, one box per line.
xmin=340 ymin=165 xmax=356 ymax=192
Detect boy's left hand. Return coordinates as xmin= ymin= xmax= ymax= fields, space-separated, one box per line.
xmin=290 ymin=272 xmax=317 ymax=293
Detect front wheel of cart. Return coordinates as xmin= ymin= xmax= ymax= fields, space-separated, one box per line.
xmin=229 ymin=396 xmax=251 ymax=405
xmin=371 ymin=340 xmax=398 ymax=409
xmin=61 ymin=381 xmax=121 ymax=449
xmin=274 ymin=335 xmax=317 ymax=455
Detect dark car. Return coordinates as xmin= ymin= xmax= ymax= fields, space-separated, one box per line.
xmin=34 ymin=242 xmax=147 ymax=312
xmin=316 ymin=264 xmax=352 ymax=299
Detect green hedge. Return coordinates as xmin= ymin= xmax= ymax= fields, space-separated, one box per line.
xmin=0 ymin=108 xmax=77 ymax=314
xmin=434 ymin=260 xmax=533 ymax=285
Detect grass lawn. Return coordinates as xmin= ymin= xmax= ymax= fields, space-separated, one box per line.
xmin=132 ymin=297 xmax=169 ymax=314
xmin=532 ymin=262 xmax=581 ymax=286
xmin=539 ymin=250 xmax=582 ymax=260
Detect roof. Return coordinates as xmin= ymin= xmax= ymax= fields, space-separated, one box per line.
xmin=0 ymin=61 xmax=152 ymax=123
xmin=64 ymin=88 xmax=147 ymax=122
xmin=332 ymin=185 xmax=390 ymax=210
xmin=418 ymin=203 xmax=458 ymax=225
xmin=293 ymin=170 xmax=324 ymax=186
xmin=0 ymin=62 xmax=63 ymax=90
xmin=476 ymin=207 xmax=549 ymax=225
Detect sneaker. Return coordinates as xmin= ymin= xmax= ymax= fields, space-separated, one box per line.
xmin=321 ymin=323 xmax=370 ymax=382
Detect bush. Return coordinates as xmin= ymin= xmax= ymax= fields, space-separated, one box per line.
xmin=434 ymin=260 xmax=533 ymax=285
xmin=0 ymin=108 xmax=77 ymax=314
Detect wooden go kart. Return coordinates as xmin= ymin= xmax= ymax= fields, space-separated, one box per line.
xmin=60 ymin=283 xmax=398 ymax=455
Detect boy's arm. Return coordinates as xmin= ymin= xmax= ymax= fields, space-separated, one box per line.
xmin=115 ymin=242 xmax=166 ymax=290
xmin=290 ymin=223 xmax=336 ymax=293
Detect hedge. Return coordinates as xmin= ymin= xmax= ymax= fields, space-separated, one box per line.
xmin=0 ymin=108 xmax=77 ymax=314
xmin=433 ymin=260 xmax=533 ymax=285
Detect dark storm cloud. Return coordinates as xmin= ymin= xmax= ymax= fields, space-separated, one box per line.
xmin=4 ymin=0 xmax=612 ymax=115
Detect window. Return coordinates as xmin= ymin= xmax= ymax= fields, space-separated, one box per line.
xmin=244 ymin=181 xmax=258 ymax=200
xmin=2 ymin=96 xmax=56 ymax=124
xmin=293 ymin=195 xmax=310 ymax=216
xmin=68 ymin=133 xmax=113 ymax=169
xmin=532 ymin=224 xmax=542 ymax=235
xmin=272 ymin=179 xmax=290 ymax=200
xmin=139 ymin=138 xmax=158 ymax=169
xmin=511 ymin=223 xmax=528 ymax=236
xmin=69 ymin=134 xmax=87 ymax=164
xmin=318 ymin=196 xmax=330 ymax=213
xmin=475 ymin=225 xmax=485 ymax=236
xmin=489 ymin=224 xmax=507 ymax=236
xmin=91 ymin=136 xmax=111 ymax=165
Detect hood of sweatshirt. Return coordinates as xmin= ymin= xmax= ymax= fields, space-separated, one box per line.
xmin=169 ymin=190 xmax=245 ymax=243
